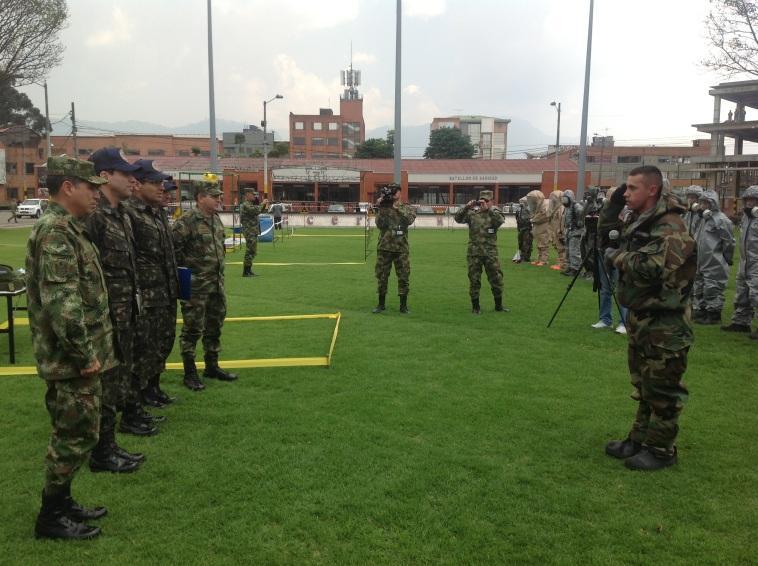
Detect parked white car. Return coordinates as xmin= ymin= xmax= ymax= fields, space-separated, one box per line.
xmin=16 ymin=198 xmax=49 ymax=218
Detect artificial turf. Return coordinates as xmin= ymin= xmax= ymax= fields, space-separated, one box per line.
xmin=0 ymin=224 xmax=755 ymax=564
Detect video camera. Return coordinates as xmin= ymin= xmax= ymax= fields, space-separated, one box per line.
xmin=379 ymin=184 xmax=400 ymax=206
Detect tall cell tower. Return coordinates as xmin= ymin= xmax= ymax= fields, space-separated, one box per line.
xmin=340 ymin=42 xmax=361 ymax=101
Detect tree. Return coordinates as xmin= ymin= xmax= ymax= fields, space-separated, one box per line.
xmin=0 ymin=0 xmax=69 ymax=86
xmin=423 ymin=128 xmax=475 ymax=159
xmin=267 ymin=141 xmax=290 ymax=158
xmin=703 ymin=0 xmax=758 ymax=77
xmin=355 ymin=137 xmax=394 ymax=158
xmin=0 ymin=81 xmax=47 ymax=131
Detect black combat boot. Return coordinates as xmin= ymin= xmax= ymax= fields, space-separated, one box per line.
xmin=90 ymin=421 xmax=142 ymax=473
xmin=35 ymin=489 xmax=101 ymax=540
xmin=471 ymin=298 xmax=481 ymax=315
xmin=62 ymin=483 xmax=107 ymax=522
xmin=243 ymin=265 xmax=253 ymax=277
xmin=136 ymin=403 xmax=166 ymax=424
xmin=119 ymin=404 xmax=159 ymax=437
xmin=494 ymin=295 xmax=510 ymax=312
xmin=203 ymin=353 xmax=238 ymax=381
xmin=399 ymin=294 xmax=409 ymax=314
xmin=721 ymin=322 xmax=751 ymax=333
xmin=624 ymin=446 xmax=677 ymax=471
xmin=705 ymin=310 xmax=722 ymax=325
xmin=372 ymin=294 xmax=386 ymax=314
xmin=152 ymin=374 xmax=175 ymax=405
xmin=182 ymin=355 xmax=205 ymax=391
xmin=605 ymin=437 xmax=642 ymax=459
xmin=142 ymin=384 xmax=167 ymax=409
xmin=101 ymin=418 xmax=145 ymax=464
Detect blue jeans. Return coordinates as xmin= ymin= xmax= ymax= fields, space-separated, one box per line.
xmin=597 ymin=255 xmax=628 ymax=326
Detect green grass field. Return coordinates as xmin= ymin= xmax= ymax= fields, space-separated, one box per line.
xmin=0 ymin=225 xmax=755 ymax=564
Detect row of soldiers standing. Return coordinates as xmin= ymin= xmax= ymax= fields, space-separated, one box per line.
xmin=27 ymin=149 xmax=237 ymax=540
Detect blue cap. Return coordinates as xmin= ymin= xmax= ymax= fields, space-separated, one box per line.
xmin=163 ymin=179 xmax=178 ymax=191
xmin=88 ymin=147 xmax=140 ymax=174
xmin=132 ymin=159 xmax=172 ymax=183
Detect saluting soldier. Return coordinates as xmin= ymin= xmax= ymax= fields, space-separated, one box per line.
xmin=28 ymin=156 xmax=114 ymax=540
xmin=454 ymin=190 xmax=507 ymax=314
xmin=173 ymin=177 xmax=237 ymax=391
xmin=239 ymin=188 xmax=268 ymax=277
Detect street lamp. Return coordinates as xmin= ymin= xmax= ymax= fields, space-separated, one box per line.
xmin=550 ymin=101 xmax=561 ymax=191
xmin=262 ymin=94 xmax=283 ymax=199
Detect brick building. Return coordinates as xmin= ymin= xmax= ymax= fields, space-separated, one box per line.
xmin=50 ymin=134 xmax=223 ymax=160
xmin=0 ymin=125 xmax=45 ymax=205
xmin=431 ymin=115 xmax=510 ymax=159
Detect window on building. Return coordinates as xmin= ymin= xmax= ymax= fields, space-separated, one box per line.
xmin=658 ymin=157 xmax=671 ymax=164
xmin=293 ymin=137 xmax=306 ymax=146
xmin=7 ymin=188 xmax=18 ymax=200
xmin=313 ymin=122 xmax=323 ymax=131
xmin=124 ymin=148 xmax=140 ymax=156
xmin=294 ymin=122 xmax=304 ymax=130
xmin=178 ymin=150 xmax=190 ymax=157
xmin=293 ymin=151 xmax=306 ymax=158
xmin=6 ymin=162 xmax=17 ymax=174
xmin=617 ymin=155 xmax=641 ymax=164
xmin=327 ymin=138 xmax=339 ymax=146
xmin=200 ymin=150 xmax=210 ymax=157
xmin=312 ymin=137 xmax=325 ymax=146
xmin=25 ymin=162 xmax=35 ymax=174
xmin=328 ymin=122 xmax=339 ymax=131
xmin=78 ymin=148 xmax=90 ymax=156
xmin=148 ymin=149 xmax=166 ymax=156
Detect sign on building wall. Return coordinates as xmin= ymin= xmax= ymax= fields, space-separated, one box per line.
xmin=0 ymin=149 xmax=5 ymax=185
xmin=408 ymin=173 xmax=542 ymax=184
xmin=272 ymin=166 xmax=361 ymax=183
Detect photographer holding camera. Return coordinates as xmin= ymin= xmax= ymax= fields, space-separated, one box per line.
xmin=454 ymin=190 xmax=507 ymax=314
xmin=372 ymin=184 xmax=416 ymax=314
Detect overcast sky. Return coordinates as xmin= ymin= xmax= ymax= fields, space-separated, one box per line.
xmin=18 ymin=0 xmax=740 ymax=154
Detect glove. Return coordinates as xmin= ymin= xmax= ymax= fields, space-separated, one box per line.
xmin=610 ymin=183 xmax=627 ymax=206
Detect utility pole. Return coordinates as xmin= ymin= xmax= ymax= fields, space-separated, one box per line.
xmin=576 ymin=0 xmax=594 ymax=199
xmin=393 ymin=0 xmax=402 ymax=185
xmin=71 ymin=102 xmax=78 ymax=157
xmin=207 ymin=0 xmax=218 ymax=173
xmin=550 ymin=101 xmax=561 ymax=191
xmin=43 ymin=81 xmax=51 ymax=158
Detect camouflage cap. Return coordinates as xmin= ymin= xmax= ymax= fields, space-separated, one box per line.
xmin=243 ymin=187 xmax=258 ymax=193
xmin=194 ymin=184 xmax=223 ymax=198
xmin=479 ymin=190 xmax=494 ymax=201
xmin=47 ymin=155 xmax=107 ymax=185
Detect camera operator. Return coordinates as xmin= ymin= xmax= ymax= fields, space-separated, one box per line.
xmin=454 ymin=190 xmax=507 ymax=314
xmin=372 ymin=184 xmax=416 ymax=314
xmin=600 ymin=165 xmax=696 ymax=471
xmin=591 ymin=186 xmax=628 ymax=334
xmin=561 ymin=189 xmax=584 ymax=276
xmin=722 ymin=185 xmax=758 ymax=338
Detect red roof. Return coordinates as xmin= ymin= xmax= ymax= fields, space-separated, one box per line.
xmin=150 ymin=156 xmax=578 ymax=174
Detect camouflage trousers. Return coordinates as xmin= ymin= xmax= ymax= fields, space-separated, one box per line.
xmin=692 ymin=272 xmax=727 ymax=313
xmin=731 ymin=270 xmax=758 ymax=326
xmin=43 ymin=375 xmax=102 ymax=495
xmin=102 ymin=320 xmax=134 ymax=409
xmin=134 ymin=303 xmax=178 ymax=389
xmin=532 ymin=222 xmax=550 ymax=263
xmin=517 ymin=229 xmax=533 ymax=262
xmin=467 ymin=254 xmax=504 ymax=299
xmin=626 ymin=313 xmax=690 ymax=453
xmin=566 ymin=232 xmax=583 ymax=271
xmin=243 ymin=231 xmax=259 ymax=270
xmin=180 ymin=292 xmax=226 ymax=358
xmin=375 ymin=250 xmax=410 ymax=296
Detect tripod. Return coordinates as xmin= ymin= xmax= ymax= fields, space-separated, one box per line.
xmin=547 ymin=246 xmax=625 ymax=328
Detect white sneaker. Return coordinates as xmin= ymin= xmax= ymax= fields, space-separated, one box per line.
xmin=591 ymin=321 xmax=611 ymax=329
xmin=615 ymin=324 xmax=627 ymax=335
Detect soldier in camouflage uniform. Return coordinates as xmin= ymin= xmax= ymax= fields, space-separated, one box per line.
xmin=547 ymin=190 xmax=566 ymax=271
xmin=27 ymin=156 xmax=114 ymax=540
xmin=87 ymin=148 xmax=151 ymax=472
xmin=173 ymin=181 xmax=238 ymax=390
xmin=126 ymin=161 xmax=178 ymax=408
xmin=600 ymin=165 xmax=696 ymax=471
xmin=372 ymin=185 xmax=416 ymax=314
xmin=514 ymin=196 xmax=533 ymax=263
xmin=454 ymin=190 xmax=508 ymax=314
xmin=240 ymin=188 xmax=268 ymax=277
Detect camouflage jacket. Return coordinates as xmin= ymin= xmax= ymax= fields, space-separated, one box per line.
xmin=375 ymin=204 xmax=416 ymax=254
xmin=26 ymin=202 xmax=116 ymax=380
xmin=125 ymin=197 xmax=179 ymax=307
xmin=516 ymin=204 xmax=532 ymax=232
xmin=599 ymin=192 xmax=696 ymax=349
xmin=85 ymin=198 xmax=139 ymax=323
xmin=172 ymin=207 xmax=225 ymax=295
xmin=240 ymin=201 xmax=264 ymax=236
xmin=454 ymin=205 xmax=504 ymax=256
